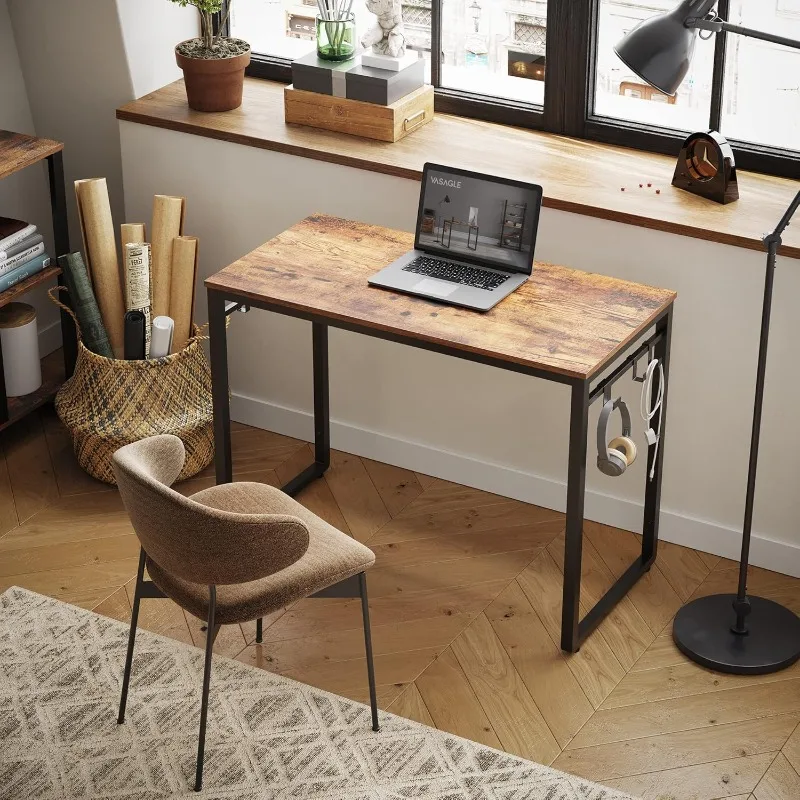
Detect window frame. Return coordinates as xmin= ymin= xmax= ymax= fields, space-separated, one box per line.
xmin=229 ymin=0 xmax=800 ymax=180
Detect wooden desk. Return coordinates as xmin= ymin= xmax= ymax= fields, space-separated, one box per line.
xmin=206 ymin=214 xmax=677 ymax=652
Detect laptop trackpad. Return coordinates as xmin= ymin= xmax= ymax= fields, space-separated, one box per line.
xmin=414 ymin=278 xmax=457 ymax=297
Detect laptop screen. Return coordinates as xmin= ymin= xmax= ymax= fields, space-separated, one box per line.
xmin=415 ymin=164 xmax=543 ymax=275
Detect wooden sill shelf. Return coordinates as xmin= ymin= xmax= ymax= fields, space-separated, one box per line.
xmin=0 ymin=131 xmax=62 ymax=181
xmin=1 ymin=350 xmax=64 ymax=433
xmin=117 ymin=78 xmax=800 ymax=260
xmin=0 ymin=265 xmax=61 ymax=310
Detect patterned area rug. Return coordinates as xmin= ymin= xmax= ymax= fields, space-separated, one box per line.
xmin=0 ymin=587 xmax=637 ymax=799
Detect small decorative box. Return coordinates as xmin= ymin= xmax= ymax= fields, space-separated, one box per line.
xmin=290 ymin=50 xmax=425 ymax=106
xmin=344 ymin=58 xmax=425 ymax=106
xmin=292 ymin=50 xmax=357 ymax=98
xmin=284 ymin=84 xmax=434 ymax=142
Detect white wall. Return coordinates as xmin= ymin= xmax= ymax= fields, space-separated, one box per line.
xmin=7 ymin=0 xmax=195 ymax=252
xmin=116 ymin=0 xmax=197 ymax=99
xmin=0 ymin=0 xmax=59 ymax=349
xmin=120 ymin=121 xmax=800 ymax=577
xmin=3 ymin=0 xmax=196 ymax=352
xmin=9 ymin=0 xmax=135 ymax=247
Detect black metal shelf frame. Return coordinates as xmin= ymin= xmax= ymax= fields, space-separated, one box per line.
xmin=0 ymin=150 xmax=77 ymax=426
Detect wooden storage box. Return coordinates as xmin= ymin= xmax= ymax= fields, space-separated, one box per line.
xmin=284 ymin=84 xmax=433 ymax=143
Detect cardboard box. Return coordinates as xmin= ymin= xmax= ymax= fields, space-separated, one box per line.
xmin=284 ymin=84 xmax=434 ymax=142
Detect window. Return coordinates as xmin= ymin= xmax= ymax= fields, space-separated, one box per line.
xmin=720 ymin=0 xmax=800 ymax=150
xmin=594 ymin=0 xmax=714 ymax=132
xmin=402 ymin=0 xmax=433 ymax=80
xmin=439 ymin=0 xmax=548 ymax=104
xmin=232 ymin=0 xmax=800 ymax=179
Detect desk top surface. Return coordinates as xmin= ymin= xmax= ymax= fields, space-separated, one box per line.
xmin=206 ymin=215 xmax=676 ymax=380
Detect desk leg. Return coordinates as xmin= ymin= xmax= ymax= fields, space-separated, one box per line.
xmin=209 ymin=289 xmax=233 ymax=484
xmin=562 ymin=380 xmax=590 ymax=653
xmin=281 ymin=321 xmax=330 ymax=496
xmin=313 ymin=322 xmax=330 ymax=470
xmin=642 ymin=309 xmax=672 ymax=565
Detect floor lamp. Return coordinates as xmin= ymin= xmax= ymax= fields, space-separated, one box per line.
xmin=616 ymin=2 xmax=800 ymax=674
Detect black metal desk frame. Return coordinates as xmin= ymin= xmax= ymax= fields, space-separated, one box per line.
xmin=442 ymin=218 xmax=479 ymax=251
xmin=208 ymin=287 xmax=673 ymax=653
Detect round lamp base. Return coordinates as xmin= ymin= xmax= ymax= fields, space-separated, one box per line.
xmin=673 ymin=594 xmax=800 ymax=675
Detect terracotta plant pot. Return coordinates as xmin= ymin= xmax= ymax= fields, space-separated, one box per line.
xmin=175 ymin=42 xmax=251 ymax=113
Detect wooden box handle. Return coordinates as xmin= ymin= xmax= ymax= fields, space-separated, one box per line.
xmin=403 ymin=110 xmax=426 ymax=132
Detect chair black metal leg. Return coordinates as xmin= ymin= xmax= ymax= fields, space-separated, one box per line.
xmin=255 ymin=617 xmax=263 ymax=644
xmin=118 ymin=548 xmax=147 ymax=725
xmin=358 ymin=572 xmax=379 ymax=732
xmin=195 ymin=586 xmax=216 ymax=792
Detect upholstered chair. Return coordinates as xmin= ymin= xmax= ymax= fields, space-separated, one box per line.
xmin=112 ymin=434 xmax=379 ymax=792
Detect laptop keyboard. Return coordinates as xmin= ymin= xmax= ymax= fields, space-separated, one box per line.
xmin=403 ymin=256 xmax=510 ymax=291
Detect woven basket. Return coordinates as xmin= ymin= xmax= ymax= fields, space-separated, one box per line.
xmin=49 ymin=287 xmax=214 ymax=485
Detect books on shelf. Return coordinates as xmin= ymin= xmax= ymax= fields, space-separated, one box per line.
xmin=0 ymin=217 xmax=37 ymax=254
xmin=0 ymin=216 xmax=51 ymax=295
xmin=0 ymin=253 xmax=51 ymax=294
xmin=0 ymin=233 xmax=43 ymax=263
xmin=0 ymin=241 xmax=45 ymax=275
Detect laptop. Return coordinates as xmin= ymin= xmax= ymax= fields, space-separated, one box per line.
xmin=368 ymin=163 xmax=543 ymax=311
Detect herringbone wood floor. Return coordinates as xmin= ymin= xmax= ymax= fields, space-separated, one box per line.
xmin=2 ymin=408 xmax=800 ymax=800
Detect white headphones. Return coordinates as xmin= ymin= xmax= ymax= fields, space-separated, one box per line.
xmin=640 ymin=358 xmax=664 ymax=481
xmin=597 ymin=395 xmax=637 ymax=477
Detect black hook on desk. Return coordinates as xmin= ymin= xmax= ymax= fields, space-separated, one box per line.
xmin=631 ymin=342 xmax=656 ymax=383
xmin=224 ymin=301 xmax=250 ymax=316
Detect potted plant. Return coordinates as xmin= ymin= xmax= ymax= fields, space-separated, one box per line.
xmin=169 ymin=0 xmax=251 ymax=112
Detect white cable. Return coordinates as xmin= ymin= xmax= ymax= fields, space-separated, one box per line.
xmin=640 ymin=358 xmax=664 ymax=481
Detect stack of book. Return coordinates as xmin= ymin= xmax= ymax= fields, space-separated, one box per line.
xmin=0 ymin=217 xmax=51 ymax=294
xmin=285 ymin=48 xmax=434 ymax=142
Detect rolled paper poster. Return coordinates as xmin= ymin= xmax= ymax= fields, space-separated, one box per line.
xmin=123 ymin=310 xmax=146 ymax=360
xmin=120 ymin=223 xmax=146 ymax=249
xmin=74 ymin=181 xmax=91 ymax=281
xmin=75 ymin=178 xmax=126 ymax=357
xmin=150 ymin=195 xmax=185 ymax=319
xmin=169 ymin=236 xmax=197 ymax=353
xmin=57 ymin=252 xmax=113 ymax=358
xmin=149 ymin=315 xmax=174 ymax=359
xmin=123 ymin=242 xmax=153 ymax=356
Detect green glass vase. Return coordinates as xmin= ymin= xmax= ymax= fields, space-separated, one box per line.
xmin=316 ymin=14 xmax=356 ymax=62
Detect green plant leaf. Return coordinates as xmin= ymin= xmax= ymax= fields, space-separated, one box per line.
xmin=167 ymin=0 xmax=224 ymax=13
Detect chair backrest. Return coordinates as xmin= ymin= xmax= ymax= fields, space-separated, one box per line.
xmin=112 ymin=435 xmax=309 ymax=586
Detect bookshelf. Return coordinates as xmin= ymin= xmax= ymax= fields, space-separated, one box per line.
xmin=500 ymin=199 xmax=527 ymax=251
xmin=0 ymin=131 xmax=77 ymax=432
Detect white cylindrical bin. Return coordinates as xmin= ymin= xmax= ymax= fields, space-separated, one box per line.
xmin=0 ymin=303 xmax=42 ymax=397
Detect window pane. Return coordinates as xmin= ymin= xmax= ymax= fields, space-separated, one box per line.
xmin=721 ymin=1 xmax=800 ymax=150
xmin=232 ymin=0 xmax=432 ymax=80
xmin=401 ymin=0 xmax=434 ymax=82
xmin=594 ymin=0 xmax=714 ymax=132
xmin=231 ymin=0 xmax=374 ymax=60
xmin=440 ymin=0 xmax=547 ymax=105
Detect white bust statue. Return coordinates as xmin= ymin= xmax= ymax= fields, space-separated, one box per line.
xmin=361 ymin=0 xmax=406 ymax=58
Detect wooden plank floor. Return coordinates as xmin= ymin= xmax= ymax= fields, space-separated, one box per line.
xmin=2 ymin=407 xmax=799 ymax=800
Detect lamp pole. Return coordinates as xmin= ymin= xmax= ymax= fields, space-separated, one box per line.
xmin=672 ymin=191 xmax=800 ymax=674
xmin=615 ymin=2 xmax=800 ymax=674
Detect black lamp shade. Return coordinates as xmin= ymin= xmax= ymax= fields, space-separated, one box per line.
xmin=614 ymin=0 xmax=702 ymax=96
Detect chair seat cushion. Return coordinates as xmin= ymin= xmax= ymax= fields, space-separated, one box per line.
xmin=145 ymin=481 xmax=375 ymax=624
